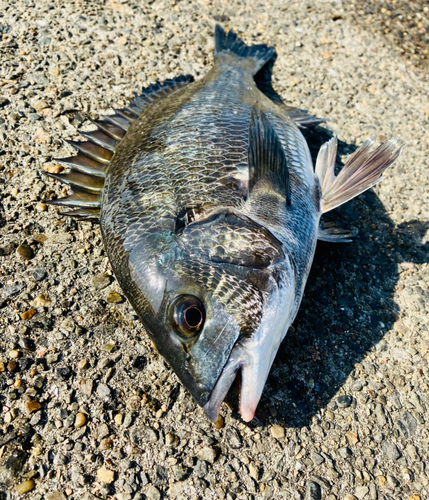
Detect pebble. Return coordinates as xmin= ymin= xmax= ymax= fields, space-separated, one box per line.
xmin=26 ymin=400 xmax=42 ymax=413
xmin=16 ymin=244 xmax=34 ymax=260
xmin=145 ymin=486 xmax=161 ymax=500
xmin=114 ymin=414 xmax=123 ymax=425
xmin=99 ymin=437 xmax=113 ymax=450
xmin=197 ymin=446 xmax=216 ymax=464
xmin=7 ymin=360 xmax=18 ymax=372
xmin=306 ymin=481 xmax=321 ymax=500
xmin=92 ymin=274 xmax=112 ymax=290
xmin=224 ymin=427 xmax=242 ymax=449
xmin=382 ymin=441 xmax=401 ymax=461
xmin=21 ymin=309 xmax=37 ymax=320
xmin=77 ymin=359 xmax=90 ymax=370
xmin=96 ymin=383 xmax=112 ymax=401
xmin=270 ymin=425 xmax=285 ymax=439
xmin=346 ymin=430 xmax=359 ymax=445
xmin=106 ymin=290 xmax=123 ymax=303
xmin=97 ymin=467 xmax=115 ymax=484
xmin=44 ymin=492 xmax=67 ymax=500
xmin=14 ymin=479 xmax=35 ymax=494
xmin=74 ymin=413 xmax=87 ymax=427
xmin=9 ymin=350 xmax=20 ymax=358
xmin=32 ymin=268 xmax=47 ymax=281
xmin=337 ymin=395 xmax=352 ymax=408
xmin=32 ymin=294 xmax=51 ymax=308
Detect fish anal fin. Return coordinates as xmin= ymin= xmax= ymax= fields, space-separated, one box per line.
xmin=318 ymin=222 xmax=358 ymax=243
xmin=282 ymin=105 xmax=326 ymax=129
xmin=248 ymin=109 xmax=290 ymax=204
xmin=316 ymin=136 xmax=404 ymax=213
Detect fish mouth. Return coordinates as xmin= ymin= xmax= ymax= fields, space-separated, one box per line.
xmin=204 ymin=270 xmax=295 ymax=423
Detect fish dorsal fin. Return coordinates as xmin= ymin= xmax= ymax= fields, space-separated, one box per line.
xmin=248 ymin=109 xmax=291 ymax=205
xmin=132 ymin=75 xmax=194 ymax=110
xmin=45 ymin=75 xmax=194 ymax=220
xmin=316 ymin=136 xmax=404 ymax=213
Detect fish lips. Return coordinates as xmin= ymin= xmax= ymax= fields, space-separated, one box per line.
xmin=151 ymin=297 xmax=242 ymax=408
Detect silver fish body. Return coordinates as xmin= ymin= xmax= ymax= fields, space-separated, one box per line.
xmin=48 ymin=26 xmax=403 ymax=422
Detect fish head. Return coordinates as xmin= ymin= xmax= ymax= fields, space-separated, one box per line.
xmin=126 ymin=210 xmax=296 ymax=421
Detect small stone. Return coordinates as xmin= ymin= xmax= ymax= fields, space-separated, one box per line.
xmin=310 ymin=451 xmax=325 ymax=465
xmin=354 ymin=485 xmax=369 ymax=499
xmin=21 ymin=309 xmax=37 ymax=320
xmin=386 ymin=475 xmax=399 ymax=487
xmin=16 ymin=244 xmax=34 ymax=260
xmin=74 ymin=413 xmax=86 ymax=428
xmin=224 ymin=426 xmax=242 ymax=449
xmin=4 ymin=284 xmax=23 ymax=297
xmin=382 ymin=441 xmax=401 ymax=461
xmin=146 ymin=486 xmax=161 ymax=500
xmin=346 ymin=430 xmax=359 ymax=445
xmin=32 ymin=268 xmax=47 ymax=281
xmin=344 ymin=496 xmax=357 ymax=500
xmin=99 ymin=437 xmax=113 ymax=450
xmin=97 ymin=467 xmax=115 ymax=484
xmin=397 ymin=410 xmax=417 ymax=439
xmin=78 ymin=359 xmax=90 ymax=370
xmin=14 ymin=479 xmax=35 ymax=494
xmin=377 ymin=475 xmax=386 ymax=486
xmin=19 ymin=337 xmax=35 ymax=351
xmin=36 ymin=203 xmax=47 ymax=211
xmin=97 ymin=423 xmax=110 ymax=439
xmin=0 ymin=361 xmax=4 ymax=372
xmin=197 ymin=446 xmax=216 ymax=464
xmin=44 ymin=164 xmax=63 ymax=174
xmin=45 ymin=492 xmax=67 ymax=500
xmin=101 ymin=344 xmax=115 ymax=352
xmin=96 ymin=383 xmax=112 ymax=401
xmin=9 ymin=350 xmax=20 ymax=358
xmin=114 ymin=413 xmax=123 ymax=425
xmin=78 ymin=379 xmax=93 ymax=397
xmin=270 ymin=425 xmax=285 ymax=439
xmin=32 ymin=294 xmax=51 ymax=308
xmin=7 ymin=360 xmax=18 ymax=372
xmin=106 ymin=290 xmax=123 ymax=303
xmin=92 ymin=274 xmax=111 ymax=290
xmin=29 ymin=411 xmax=42 ymax=426
xmin=338 ymin=447 xmax=352 ymax=458
xmin=337 ymin=395 xmax=352 ymax=408
xmin=213 ymin=415 xmax=224 ymax=429
xmin=306 ymin=481 xmax=321 ymax=500
xmin=47 ymin=353 xmax=59 ymax=364
xmin=26 ymin=400 xmax=42 ymax=413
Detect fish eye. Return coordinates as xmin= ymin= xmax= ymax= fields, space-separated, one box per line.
xmin=171 ymin=295 xmax=205 ymax=338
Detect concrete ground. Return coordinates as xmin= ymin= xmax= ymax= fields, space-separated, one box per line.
xmin=0 ymin=1 xmax=428 ymax=499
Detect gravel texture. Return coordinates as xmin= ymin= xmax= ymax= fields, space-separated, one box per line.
xmin=1 ymin=1 xmax=429 ymax=500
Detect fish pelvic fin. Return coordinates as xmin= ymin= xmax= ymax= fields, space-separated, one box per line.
xmin=316 ymin=135 xmax=404 ymax=213
xmin=214 ymin=24 xmax=275 ymax=74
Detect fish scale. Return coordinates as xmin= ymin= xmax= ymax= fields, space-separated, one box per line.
xmin=46 ymin=25 xmax=403 ymax=422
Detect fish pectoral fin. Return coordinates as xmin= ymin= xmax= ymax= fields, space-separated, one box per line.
xmin=248 ymin=109 xmax=291 ymax=204
xmin=316 ymin=136 xmax=404 ymax=213
xmin=282 ymin=105 xmax=326 ymax=129
xmin=318 ymin=222 xmax=358 ymax=243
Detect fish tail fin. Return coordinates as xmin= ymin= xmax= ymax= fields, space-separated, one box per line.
xmin=316 ymin=135 xmax=404 ymax=213
xmin=214 ymin=24 xmax=275 ymax=74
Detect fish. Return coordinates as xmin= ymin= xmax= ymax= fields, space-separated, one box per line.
xmin=45 ymin=25 xmax=403 ymax=423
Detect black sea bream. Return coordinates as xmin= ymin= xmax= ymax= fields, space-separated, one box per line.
xmin=47 ymin=26 xmax=403 ymax=422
